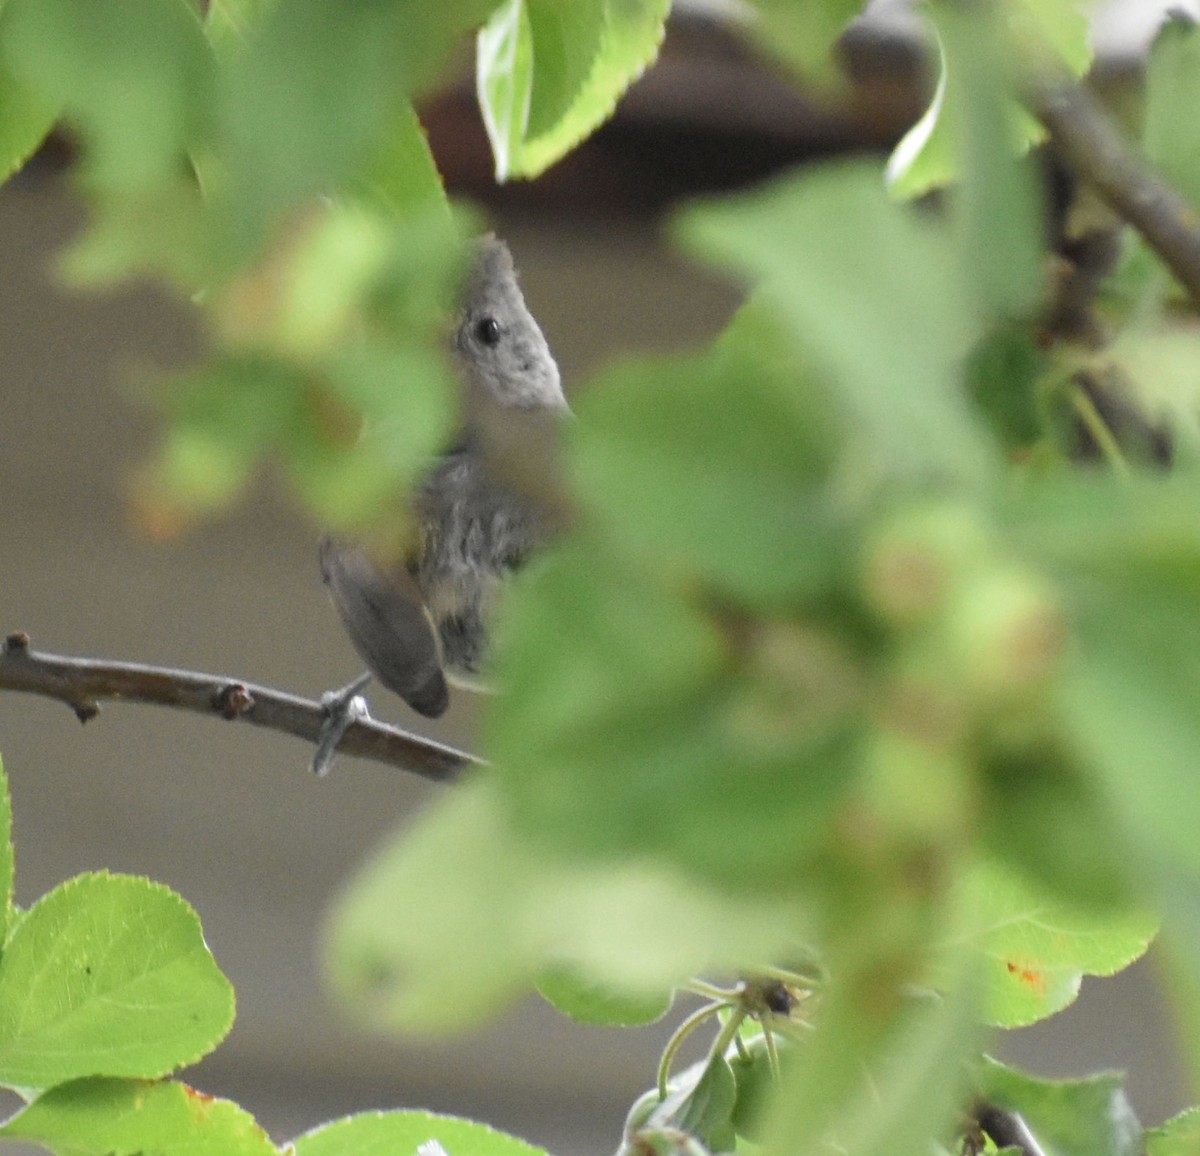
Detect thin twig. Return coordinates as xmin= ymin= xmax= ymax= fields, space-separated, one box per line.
xmin=1026 ymin=72 xmax=1200 ymax=309
xmin=0 ymin=632 xmax=478 ymax=782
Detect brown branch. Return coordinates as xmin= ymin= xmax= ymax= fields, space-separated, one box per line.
xmin=1026 ymin=72 xmax=1200 ymax=309
xmin=0 ymin=631 xmax=478 ymax=782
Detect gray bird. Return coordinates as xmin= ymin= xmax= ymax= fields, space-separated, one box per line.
xmin=319 ymin=236 xmax=568 ymax=720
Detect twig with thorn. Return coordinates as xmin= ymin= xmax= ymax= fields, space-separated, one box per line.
xmin=0 ymin=631 xmax=478 ymax=782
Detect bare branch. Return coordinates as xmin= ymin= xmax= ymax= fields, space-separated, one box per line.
xmin=0 ymin=632 xmax=478 ymax=782
xmin=1026 ymin=72 xmax=1200 ymax=309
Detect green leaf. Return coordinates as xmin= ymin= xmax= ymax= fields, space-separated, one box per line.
xmin=976 ymin=1056 xmax=1142 ymax=1156
xmin=1063 ymin=580 xmax=1200 ymax=879
xmin=293 ymin=1110 xmax=548 ymax=1156
xmin=146 ymin=421 xmax=259 ymax=518
xmin=59 ymin=178 xmax=217 ymax=291
xmin=0 ymin=0 xmax=214 ymax=193
xmin=0 ymin=1078 xmax=277 ymax=1156
xmin=488 ymin=541 xmax=865 ymax=889
xmin=940 ymin=3 xmax=1043 ymax=316
xmin=477 ymin=0 xmax=533 ymax=182
xmin=477 ymin=0 xmax=670 ymax=181
xmin=204 ymin=0 xmax=276 ymax=55
xmin=1007 ymin=0 xmax=1092 ymax=75
xmin=219 ymin=0 xmax=405 ymax=247
xmin=215 ymin=0 xmax=487 ymax=247
xmin=325 ymin=781 xmax=540 ymax=1032
xmin=488 ymin=538 xmax=724 ymax=838
xmin=741 ymin=0 xmax=863 ymax=82
xmin=762 ymin=957 xmax=981 ymax=1156
xmin=1144 ymin=12 xmax=1200 ymax=213
xmin=1146 ymin=1106 xmax=1200 ymax=1156
xmin=885 ymin=40 xmax=957 ymax=199
xmin=536 ymin=968 xmax=673 ymax=1026
xmin=0 ymin=52 xmax=59 ymax=187
xmin=651 ymin=1054 xmax=738 ymax=1153
xmin=887 ymin=0 xmax=1088 ymax=200
xmin=950 ymin=858 xmax=1156 ymax=1028
xmin=0 ymin=872 xmax=235 ymax=1086
xmin=326 ymin=779 xmax=809 ymax=1032
xmin=1000 ymin=476 xmax=1200 ymax=882
xmin=964 ymin=322 xmax=1046 ymax=451
xmin=678 ymin=160 xmax=992 ymax=486
xmin=355 ymin=100 xmax=448 ymax=220
xmin=978 ymin=743 xmax=1135 ymax=913
xmin=730 ymin=1031 xmax=794 ymax=1143
xmin=570 ymin=298 xmax=846 ymax=605
xmin=0 ymin=756 xmax=13 ymax=945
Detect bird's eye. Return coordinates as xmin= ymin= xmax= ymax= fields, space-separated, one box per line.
xmin=474 ymin=316 xmax=502 ymax=346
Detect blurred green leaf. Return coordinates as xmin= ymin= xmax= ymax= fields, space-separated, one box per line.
xmin=325 ymin=781 xmax=540 ymax=1032
xmin=326 ymin=779 xmax=810 ymax=1032
xmin=942 ymin=3 xmax=1043 ymax=317
xmin=886 ymin=42 xmax=956 ymax=200
xmin=0 ymin=1078 xmax=277 ymax=1156
xmin=888 ymin=1 xmax=1047 ymax=295
xmin=964 ymin=322 xmax=1046 ymax=450
xmin=887 ymin=0 xmax=1087 ymax=201
xmin=949 ymin=858 xmax=1156 ymax=1028
xmin=293 ymin=1109 xmax=548 ymax=1156
xmin=219 ymin=0 xmax=408 ymax=248
xmin=729 ymin=1031 xmax=785 ymax=1143
xmin=1154 ymin=881 xmax=1200 ymax=1101
xmin=743 ymin=0 xmax=863 ymax=82
xmin=571 ymin=298 xmax=845 ymax=605
xmin=652 ymin=1054 xmax=738 ymax=1154
xmin=978 ymin=743 xmax=1135 ymax=912
xmin=140 ymin=208 xmax=461 ymax=528
xmin=489 ymin=537 xmax=864 ymax=887
xmin=487 ymin=538 xmax=724 ymax=854
xmin=537 ymin=968 xmax=673 ymax=1026
xmin=59 ymin=178 xmax=217 ymax=290
xmin=763 ymin=956 xmax=980 ymax=1156
xmin=1146 ymin=1106 xmax=1200 ymax=1156
xmin=355 ymin=100 xmax=448 ymax=220
xmin=0 ymin=0 xmax=214 ymax=193
xmin=204 ymin=0 xmax=276 ymax=54
xmin=0 ymin=53 xmax=59 ymax=187
xmin=0 ymin=872 xmax=234 ymax=1086
xmin=1145 ymin=13 xmax=1200 ymax=225
xmin=478 ymin=0 xmax=669 ymax=181
xmin=976 ymin=1056 xmax=1142 ymax=1156
xmin=151 ymin=421 xmax=259 ymax=517
xmin=527 ymin=857 xmax=812 ymax=1000
xmin=1063 ymin=578 xmax=1200 ymax=879
xmin=215 ymin=0 xmax=484 ymax=249
xmin=140 ymin=354 xmax=304 ymax=518
xmin=0 ymin=758 xmax=12 ymax=945
xmin=1007 ymin=0 xmax=1092 ymax=75
xmin=678 ymin=161 xmax=992 ymax=485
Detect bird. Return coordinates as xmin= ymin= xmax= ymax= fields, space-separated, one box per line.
xmin=319 ymin=235 xmax=569 ymax=722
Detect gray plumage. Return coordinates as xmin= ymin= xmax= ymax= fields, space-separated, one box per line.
xmin=320 ymin=236 xmax=566 ymax=717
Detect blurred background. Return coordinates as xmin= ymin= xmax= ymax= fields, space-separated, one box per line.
xmin=0 ymin=0 xmax=1192 ymax=1150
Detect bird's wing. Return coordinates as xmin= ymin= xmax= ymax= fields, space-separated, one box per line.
xmin=319 ymin=536 xmax=449 ymax=718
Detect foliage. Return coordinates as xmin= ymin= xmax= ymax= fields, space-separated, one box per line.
xmin=3 ymin=0 xmax=1200 ymax=1154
